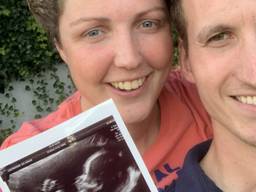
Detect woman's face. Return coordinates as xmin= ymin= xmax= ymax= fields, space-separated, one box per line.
xmin=57 ymin=0 xmax=172 ymax=125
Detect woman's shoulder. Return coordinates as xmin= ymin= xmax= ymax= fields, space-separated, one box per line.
xmin=0 ymin=91 xmax=81 ymax=149
xmin=164 ymin=69 xmax=197 ymax=96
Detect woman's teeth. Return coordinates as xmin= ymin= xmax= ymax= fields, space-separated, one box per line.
xmin=110 ymin=77 xmax=145 ymax=91
xmin=236 ymin=96 xmax=256 ymax=105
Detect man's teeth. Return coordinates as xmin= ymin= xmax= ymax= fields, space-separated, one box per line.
xmin=111 ymin=78 xmax=145 ymax=91
xmin=236 ymin=96 xmax=256 ymax=105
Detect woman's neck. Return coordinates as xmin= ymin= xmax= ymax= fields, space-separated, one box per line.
xmin=80 ymin=97 xmax=161 ymax=155
xmin=126 ymin=102 xmax=161 ymax=155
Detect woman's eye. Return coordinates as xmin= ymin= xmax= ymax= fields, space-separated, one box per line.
xmin=139 ymin=20 xmax=160 ymax=31
xmin=142 ymin=20 xmax=155 ymax=28
xmin=81 ymin=28 xmax=106 ymax=43
xmin=85 ymin=29 xmax=103 ymax=38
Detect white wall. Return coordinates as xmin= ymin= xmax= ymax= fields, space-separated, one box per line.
xmin=0 ymin=64 xmax=75 ymax=131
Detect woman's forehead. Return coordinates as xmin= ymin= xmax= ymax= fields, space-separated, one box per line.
xmin=59 ymin=0 xmax=167 ymax=27
xmin=61 ymin=0 xmax=166 ymax=15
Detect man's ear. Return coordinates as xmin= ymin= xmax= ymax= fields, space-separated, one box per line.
xmin=179 ymin=39 xmax=195 ymax=83
xmin=55 ymin=39 xmax=68 ymax=64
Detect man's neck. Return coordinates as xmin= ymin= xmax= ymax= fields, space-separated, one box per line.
xmin=200 ymin=126 xmax=256 ymax=192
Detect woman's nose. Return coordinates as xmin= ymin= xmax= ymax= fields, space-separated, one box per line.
xmin=113 ymin=31 xmax=143 ymax=70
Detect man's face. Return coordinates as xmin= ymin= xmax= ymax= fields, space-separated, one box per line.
xmin=180 ymin=0 xmax=256 ymax=145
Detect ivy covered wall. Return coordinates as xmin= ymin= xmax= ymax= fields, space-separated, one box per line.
xmin=0 ymin=0 xmax=75 ymax=144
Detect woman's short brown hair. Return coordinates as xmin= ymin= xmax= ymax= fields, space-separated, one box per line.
xmin=27 ymin=0 xmax=64 ymax=43
xmin=27 ymin=0 xmax=173 ymax=44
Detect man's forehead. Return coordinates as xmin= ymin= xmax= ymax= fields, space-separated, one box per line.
xmin=182 ymin=0 xmax=233 ymax=19
xmin=182 ymin=0 xmax=256 ymax=18
xmin=182 ymin=0 xmax=256 ymax=30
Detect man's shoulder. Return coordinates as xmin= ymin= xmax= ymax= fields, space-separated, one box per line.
xmin=165 ymin=140 xmax=210 ymax=192
xmin=166 ymin=140 xmax=222 ymax=192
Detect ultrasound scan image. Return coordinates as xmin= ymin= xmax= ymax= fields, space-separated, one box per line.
xmin=1 ymin=117 xmax=151 ymax=192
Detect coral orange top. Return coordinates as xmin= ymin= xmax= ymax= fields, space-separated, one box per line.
xmin=1 ymin=71 xmax=212 ymax=191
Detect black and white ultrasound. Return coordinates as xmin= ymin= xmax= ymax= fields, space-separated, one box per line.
xmin=0 ymin=116 xmax=151 ymax=192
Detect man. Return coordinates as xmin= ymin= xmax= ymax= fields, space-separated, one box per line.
xmin=167 ymin=0 xmax=256 ymax=191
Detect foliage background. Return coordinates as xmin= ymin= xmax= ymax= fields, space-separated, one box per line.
xmin=0 ymin=0 xmax=74 ymax=144
xmin=0 ymin=0 xmax=60 ymax=85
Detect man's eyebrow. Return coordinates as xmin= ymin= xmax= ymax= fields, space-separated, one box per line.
xmin=197 ymin=24 xmax=234 ymax=42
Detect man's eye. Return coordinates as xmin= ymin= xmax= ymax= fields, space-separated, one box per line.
xmin=208 ymin=32 xmax=231 ymax=42
xmin=206 ymin=32 xmax=233 ymax=47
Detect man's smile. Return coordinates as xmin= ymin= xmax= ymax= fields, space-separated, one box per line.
xmin=234 ymin=96 xmax=256 ymax=105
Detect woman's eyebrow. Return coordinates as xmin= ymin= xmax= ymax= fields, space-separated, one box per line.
xmin=136 ymin=7 xmax=166 ymax=18
xmin=69 ymin=6 xmax=166 ymax=27
xmin=70 ymin=17 xmax=109 ymax=27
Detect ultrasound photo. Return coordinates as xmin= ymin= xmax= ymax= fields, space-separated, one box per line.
xmin=0 ymin=116 xmax=153 ymax=192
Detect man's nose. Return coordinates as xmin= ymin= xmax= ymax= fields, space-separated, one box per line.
xmin=235 ymin=31 xmax=256 ymax=87
xmin=238 ymin=36 xmax=256 ymax=85
xmin=113 ymin=32 xmax=142 ymax=70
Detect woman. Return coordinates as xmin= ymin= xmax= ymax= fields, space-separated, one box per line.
xmin=1 ymin=0 xmax=212 ymax=190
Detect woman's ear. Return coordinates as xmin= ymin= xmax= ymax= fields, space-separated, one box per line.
xmin=55 ymin=38 xmax=68 ymax=64
xmin=179 ymin=39 xmax=195 ymax=83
